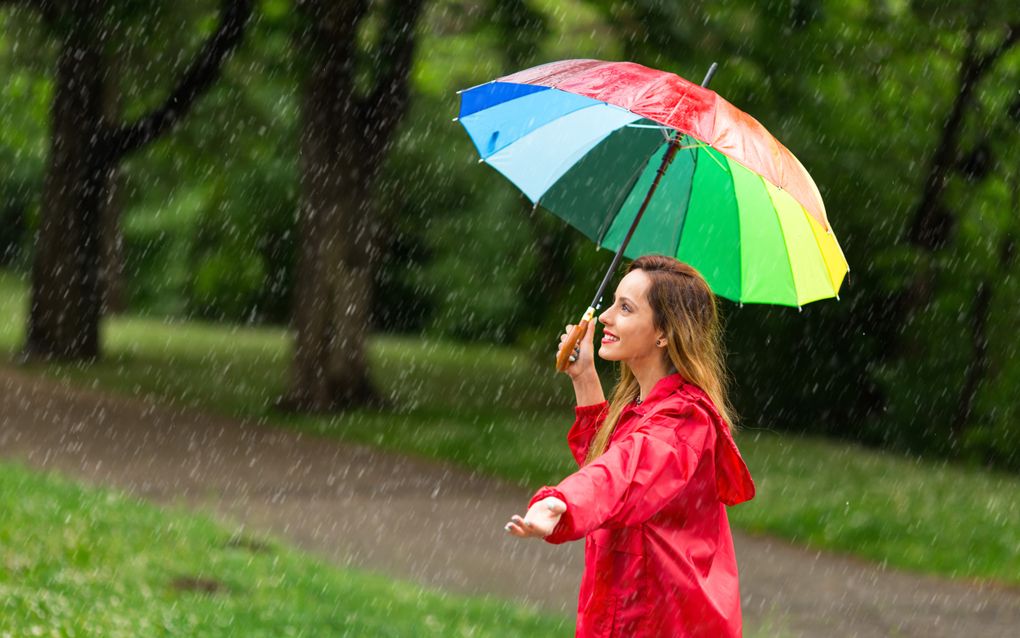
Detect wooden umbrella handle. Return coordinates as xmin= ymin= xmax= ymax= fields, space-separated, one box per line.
xmin=555 ymin=307 xmax=596 ymax=372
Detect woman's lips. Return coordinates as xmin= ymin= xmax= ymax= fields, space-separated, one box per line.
xmin=601 ymin=331 xmax=619 ymax=344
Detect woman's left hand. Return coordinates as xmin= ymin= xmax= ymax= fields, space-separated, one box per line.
xmin=504 ymin=497 xmax=567 ymax=538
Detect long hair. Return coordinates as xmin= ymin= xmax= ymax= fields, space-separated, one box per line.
xmin=583 ymin=255 xmax=738 ymax=465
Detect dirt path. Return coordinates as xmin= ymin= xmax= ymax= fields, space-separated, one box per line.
xmin=1 ymin=365 xmax=1018 ymax=637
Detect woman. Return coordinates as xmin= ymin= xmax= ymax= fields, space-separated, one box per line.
xmin=504 ymin=255 xmax=756 ymax=637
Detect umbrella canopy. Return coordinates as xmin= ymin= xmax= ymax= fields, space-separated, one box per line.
xmin=456 ymin=59 xmax=848 ymax=308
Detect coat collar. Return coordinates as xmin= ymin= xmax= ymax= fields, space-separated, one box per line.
xmin=631 ymin=372 xmax=686 ymax=416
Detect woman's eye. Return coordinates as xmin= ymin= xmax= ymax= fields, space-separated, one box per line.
xmin=622 ymin=304 xmax=631 ymax=312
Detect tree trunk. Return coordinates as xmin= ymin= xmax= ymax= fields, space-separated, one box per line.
xmin=22 ymin=0 xmax=252 ymax=361
xmin=283 ymin=2 xmax=381 ymax=411
xmin=285 ymin=58 xmax=381 ymax=409
xmin=25 ymin=2 xmax=106 ymax=360
xmin=281 ymin=0 xmax=424 ymax=412
xmin=100 ymin=46 xmax=127 ymax=315
xmin=99 ymin=165 xmax=127 ymax=315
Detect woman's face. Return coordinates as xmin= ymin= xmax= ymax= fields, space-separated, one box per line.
xmin=597 ymin=269 xmax=665 ymax=364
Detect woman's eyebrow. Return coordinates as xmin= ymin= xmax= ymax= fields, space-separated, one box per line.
xmin=613 ymin=295 xmax=637 ymax=305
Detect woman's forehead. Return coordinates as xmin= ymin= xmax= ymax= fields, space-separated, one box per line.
xmin=616 ymin=270 xmax=651 ymax=299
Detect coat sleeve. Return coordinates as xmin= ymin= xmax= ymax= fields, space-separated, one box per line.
xmin=530 ymin=404 xmax=710 ymax=544
xmin=566 ymin=401 xmax=610 ymax=467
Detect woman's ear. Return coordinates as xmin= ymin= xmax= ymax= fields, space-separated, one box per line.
xmin=655 ymin=332 xmax=667 ymax=348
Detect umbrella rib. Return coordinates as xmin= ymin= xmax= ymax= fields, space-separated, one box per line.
xmin=663 ymin=86 xmax=692 ymax=128
xmin=728 ymin=154 xmax=744 ymax=304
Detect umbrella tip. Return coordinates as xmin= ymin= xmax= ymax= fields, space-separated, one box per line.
xmin=452 ymin=117 xmax=459 ymax=122
xmin=798 ymin=306 xmax=802 ymax=312
xmin=701 ymin=62 xmax=719 ymax=88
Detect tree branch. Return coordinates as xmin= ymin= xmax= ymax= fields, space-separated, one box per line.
xmin=106 ymin=0 xmax=253 ymax=160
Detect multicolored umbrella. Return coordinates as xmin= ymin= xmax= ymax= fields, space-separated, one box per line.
xmin=455 ymin=59 xmax=849 ymax=369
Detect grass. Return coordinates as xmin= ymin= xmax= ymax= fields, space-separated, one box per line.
xmin=2 ymin=270 xmax=1019 ymax=588
xmin=0 ymin=461 xmax=567 ymax=637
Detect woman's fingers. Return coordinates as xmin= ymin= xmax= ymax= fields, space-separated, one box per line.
xmin=513 ymin=514 xmax=540 ymax=535
xmin=503 ymin=508 xmax=554 ymax=538
xmin=557 ymin=325 xmax=572 ymax=346
xmin=556 ymin=324 xmax=580 ymax=364
xmin=504 ymin=519 xmax=528 ymax=537
xmin=507 ymin=498 xmax=566 ymax=538
xmin=504 ymin=513 xmax=546 ymax=538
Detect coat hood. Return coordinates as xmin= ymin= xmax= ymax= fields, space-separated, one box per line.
xmin=679 ymin=383 xmax=756 ymax=506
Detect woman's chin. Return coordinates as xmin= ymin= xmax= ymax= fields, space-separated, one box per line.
xmin=598 ymin=345 xmax=622 ymax=361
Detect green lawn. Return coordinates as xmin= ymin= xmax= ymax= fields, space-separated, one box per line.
xmin=0 ymin=461 xmax=566 ymax=637
xmin=3 ymin=270 xmax=1019 ymax=587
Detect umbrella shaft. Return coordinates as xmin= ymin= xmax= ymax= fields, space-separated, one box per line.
xmin=588 ymin=63 xmax=718 ymax=312
xmin=588 ymin=139 xmax=681 ymax=309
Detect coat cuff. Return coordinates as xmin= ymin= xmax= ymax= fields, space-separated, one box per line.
xmin=575 ymin=401 xmax=609 ymax=419
xmin=528 ymin=486 xmax=577 ymax=545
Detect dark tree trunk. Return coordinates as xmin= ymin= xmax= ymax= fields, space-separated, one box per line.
xmin=25 ymin=2 xmax=106 ymax=360
xmin=22 ymin=0 xmax=252 ymax=361
xmin=100 ymin=164 xmax=127 ymax=315
xmin=101 ymin=49 xmax=126 ymax=315
xmin=281 ymin=0 xmax=425 ymax=412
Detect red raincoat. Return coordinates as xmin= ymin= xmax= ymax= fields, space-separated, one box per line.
xmin=529 ymin=373 xmax=756 ymax=637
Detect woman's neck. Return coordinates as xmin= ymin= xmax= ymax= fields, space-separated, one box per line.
xmin=630 ymin=357 xmax=674 ymax=402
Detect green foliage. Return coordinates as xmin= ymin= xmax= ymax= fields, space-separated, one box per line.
xmin=115 ymin=3 xmax=300 ymax=322
xmin=0 ymin=13 xmax=49 ymax=269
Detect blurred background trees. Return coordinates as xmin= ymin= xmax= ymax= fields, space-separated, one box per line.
xmin=1 ymin=0 xmax=1017 ymax=470
xmin=4 ymin=0 xmax=253 ymax=360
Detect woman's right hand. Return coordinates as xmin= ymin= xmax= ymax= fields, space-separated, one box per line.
xmin=558 ymin=320 xmax=596 ymax=379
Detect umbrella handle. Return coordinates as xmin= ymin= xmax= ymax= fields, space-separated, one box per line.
xmin=555 ymin=307 xmax=596 ymax=372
